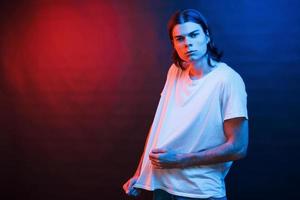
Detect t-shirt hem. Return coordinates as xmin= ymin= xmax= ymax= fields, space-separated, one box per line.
xmin=224 ymin=112 xmax=248 ymax=121
xmin=134 ymin=184 xmax=225 ymax=199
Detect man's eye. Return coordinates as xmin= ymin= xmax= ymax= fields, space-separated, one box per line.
xmin=190 ymin=33 xmax=198 ymax=38
xmin=176 ymin=37 xmax=184 ymax=42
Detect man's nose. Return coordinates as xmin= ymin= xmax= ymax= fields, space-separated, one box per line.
xmin=184 ymin=38 xmax=192 ymax=46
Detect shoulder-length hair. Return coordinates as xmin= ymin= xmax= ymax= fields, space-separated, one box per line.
xmin=167 ymin=9 xmax=223 ymax=70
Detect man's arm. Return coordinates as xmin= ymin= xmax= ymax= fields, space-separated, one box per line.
xmin=149 ymin=117 xmax=248 ymax=168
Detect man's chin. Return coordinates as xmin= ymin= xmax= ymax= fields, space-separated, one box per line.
xmin=186 ymin=56 xmax=199 ymax=62
xmin=187 ymin=54 xmax=207 ymax=62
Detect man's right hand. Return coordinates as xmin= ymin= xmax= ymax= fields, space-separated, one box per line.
xmin=122 ymin=176 xmax=141 ymax=197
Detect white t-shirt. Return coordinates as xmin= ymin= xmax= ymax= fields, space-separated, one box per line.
xmin=134 ymin=62 xmax=248 ymax=198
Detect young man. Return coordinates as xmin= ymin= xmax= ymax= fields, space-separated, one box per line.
xmin=123 ymin=9 xmax=248 ymax=200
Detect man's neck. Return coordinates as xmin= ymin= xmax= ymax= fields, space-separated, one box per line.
xmin=188 ymin=56 xmax=212 ymax=80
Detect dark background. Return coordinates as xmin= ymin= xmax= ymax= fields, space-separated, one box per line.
xmin=1 ymin=0 xmax=299 ymax=199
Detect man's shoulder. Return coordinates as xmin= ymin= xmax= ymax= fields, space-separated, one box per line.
xmin=169 ymin=63 xmax=179 ymax=72
xmin=166 ymin=63 xmax=180 ymax=77
xmin=217 ymin=62 xmax=244 ymax=83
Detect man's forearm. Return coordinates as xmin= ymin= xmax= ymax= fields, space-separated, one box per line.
xmin=184 ymin=141 xmax=247 ymax=167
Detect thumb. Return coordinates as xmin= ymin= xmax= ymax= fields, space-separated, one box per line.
xmin=151 ymin=148 xmax=167 ymax=154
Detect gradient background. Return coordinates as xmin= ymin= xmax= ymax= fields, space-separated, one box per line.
xmin=1 ymin=0 xmax=300 ymax=199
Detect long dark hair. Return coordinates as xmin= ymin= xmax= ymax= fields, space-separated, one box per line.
xmin=167 ymin=9 xmax=223 ymax=70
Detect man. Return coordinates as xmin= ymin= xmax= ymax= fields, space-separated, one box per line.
xmin=123 ymin=9 xmax=248 ymax=200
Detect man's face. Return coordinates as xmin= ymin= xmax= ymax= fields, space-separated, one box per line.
xmin=172 ymin=22 xmax=209 ymax=63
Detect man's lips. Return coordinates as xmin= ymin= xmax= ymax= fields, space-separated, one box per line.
xmin=186 ymin=50 xmax=197 ymax=55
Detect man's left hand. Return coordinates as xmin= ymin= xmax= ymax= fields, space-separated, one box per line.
xmin=149 ymin=148 xmax=190 ymax=169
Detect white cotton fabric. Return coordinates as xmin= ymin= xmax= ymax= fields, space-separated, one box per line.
xmin=134 ymin=62 xmax=248 ymax=198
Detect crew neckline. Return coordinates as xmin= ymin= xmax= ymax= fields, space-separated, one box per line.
xmin=185 ymin=62 xmax=223 ymax=84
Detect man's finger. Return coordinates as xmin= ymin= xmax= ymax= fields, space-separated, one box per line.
xmin=151 ymin=148 xmax=167 ymax=154
xmin=150 ymin=160 xmax=161 ymax=166
xmin=131 ymin=189 xmax=139 ymax=197
xmin=129 ymin=188 xmax=141 ymax=197
xmin=149 ymin=152 xmax=159 ymax=160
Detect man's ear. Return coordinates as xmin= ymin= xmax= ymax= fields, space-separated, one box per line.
xmin=205 ymin=30 xmax=210 ymax=43
xmin=206 ymin=35 xmax=210 ymax=44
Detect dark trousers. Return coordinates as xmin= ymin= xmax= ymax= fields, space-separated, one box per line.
xmin=153 ymin=189 xmax=227 ymax=200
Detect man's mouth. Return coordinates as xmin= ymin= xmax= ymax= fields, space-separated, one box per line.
xmin=186 ymin=50 xmax=197 ymax=55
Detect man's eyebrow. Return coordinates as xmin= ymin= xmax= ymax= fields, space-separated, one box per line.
xmin=173 ymin=30 xmax=200 ymax=38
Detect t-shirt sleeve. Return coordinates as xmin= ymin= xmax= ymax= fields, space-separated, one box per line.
xmin=221 ymin=72 xmax=248 ymax=121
